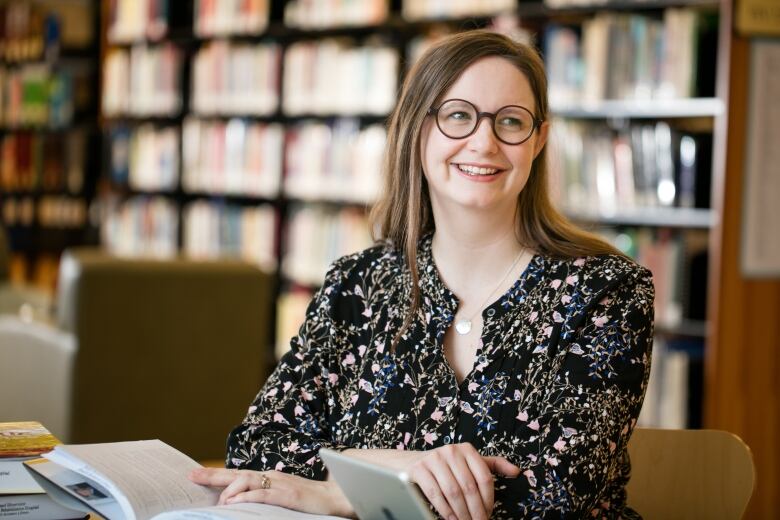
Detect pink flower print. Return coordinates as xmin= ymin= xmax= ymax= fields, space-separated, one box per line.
xmin=565 ymin=275 xmax=579 ymax=285
xmin=248 ymin=405 xmax=257 ymax=414
xmin=423 ymin=432 xmax=438 ymax=445
xmin=467 ymin=382 xmax=479 ymax=393
xmin=592 ymin=315 xmax=608 ymax=327
xmin=288 ymin=441 xmax=299 ymax=453
xmin=553 ymin=438 xmax=566 ymax=452
xmin=301 ymin=390 xmax=313 ymax=401
xmin=574 ymin=258 xmax=586 ymax=267
xmin=514 ymin=390 xmax=522 ymax=401
xmin=358 ymin=345 xmax=367 ymax=357
xmin=528 ymin=419 xmax=540 ymax=430
xmin=404 ymin=432 xmax=411 ymax=445
xmin=342 ymin=353 xmax=356 ymax=366
xmin=362 ymin=307 xmax=372 ymax=318
xmin=359 ymin=379 xmax=373 ymax=393
xmin=372 ymin=363 xmax=380 ymax=373
xmin=328 ymin=373 xmax=339 ymax=385
xmin=377 ymin=343 xmax=385 ymax=353
xmin=553 ymin=311 xmax=564 ymax=323
xmin=561 ymin=294 xmax=572 ymax=304
xmin=272 ymin=413 xmax=289 ymax=425
xmin=517 ymin=409 xmax=528 ymax=421
xmin=431 ymin=410 xmax=444 ymax=422
xmin=550 ymin=279 xmax=562 ymax=289
xmin=396 ymin=442 xmax=405 ymax=450
xmin=306 ymin=456 xmax=315 ymax=465
xmin=265 ymin=388 xmax=278 ymax=398
xmin=562 ymin=427 xmax=578 ymax=438
xmin=354 ymin=285 xmax=364 ymax=297
xmin=294 ymin=405 xmax=305 ymax=416
xmin=275 ymin=461 xmax=285 ymax=471
xmin=600 ymin=296 xmax=612 ymax=306
xmin=547 ymin=456 xmax=559 ymax=466
xmin=523 ymin=469 xmax=537 ymax=487
xmin=283 ymin=381 xmax=292 ymax=392
xmin=544 ymin=325 xmax=554 ymax=337
xmin=529 ymin=311 xmax=538 ymax=322
xmin=350 ymin=394 xmax=358 ymax=404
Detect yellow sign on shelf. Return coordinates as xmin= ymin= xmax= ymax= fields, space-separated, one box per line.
xmin=737 ymin=0 xmax=780 ymax=37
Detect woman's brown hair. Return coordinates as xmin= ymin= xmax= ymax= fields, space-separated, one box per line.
xmin=370 ymin=30 xmax=624 ymax=342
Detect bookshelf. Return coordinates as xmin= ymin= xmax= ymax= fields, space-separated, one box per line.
xmin=0 ymin=0 xmax=99 ymax=290
xmin=96 ymin=0 xmax=730 ymax=430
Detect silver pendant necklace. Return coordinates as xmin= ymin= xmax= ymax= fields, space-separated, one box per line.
xmin=454 ymin=247 xmax=526 ymax=335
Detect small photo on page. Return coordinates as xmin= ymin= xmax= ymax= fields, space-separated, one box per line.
xmin=66 ymin=482 xmax=111 ymax=503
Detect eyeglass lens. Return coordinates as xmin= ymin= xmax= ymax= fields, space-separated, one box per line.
xmin=436 ymin=99 xmax=536 ymax=144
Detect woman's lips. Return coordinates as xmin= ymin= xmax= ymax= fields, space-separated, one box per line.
xmin=452 ymin=163 xmax=505 ymax=181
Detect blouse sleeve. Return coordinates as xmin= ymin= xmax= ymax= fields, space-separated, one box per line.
xmin=225 ymin=258 xmax=353 ymax=480
xmin=496 ymin=269 xmax=654 ymax=519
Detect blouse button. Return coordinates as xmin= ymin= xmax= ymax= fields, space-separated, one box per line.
xmin=444 ymin=436 xmax=452 ymax=444
xmin=486 ymin=308 xmax=496 ymax=317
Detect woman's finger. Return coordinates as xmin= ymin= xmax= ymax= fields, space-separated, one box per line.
xmin=218 ymin=473 xmax=256 ymax=505
xmin=463 ymin=451 xmax=495 ymax=516
xmin=483 ymin=456 xmax=520 ymax=477
xmin=424 ymin=456 xmax=478 ymax=520
xmin=188 ymin=467 xmax=238 ymax=487
xmin=225 ymin=488 xmax=272 ymax=505
xmin=409 ymin=465 xmax=456 ymax=520
xmin=446 ymin=452 xmax=489 ymax=520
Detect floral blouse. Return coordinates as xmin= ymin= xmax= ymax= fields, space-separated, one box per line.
xmin=227 ymin=235 xmax=654 ymax=519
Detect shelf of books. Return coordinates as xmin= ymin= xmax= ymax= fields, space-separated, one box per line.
xmin=97 ymin=0 xmax=727 ymax=430
xmin=0 ymin=0 xmax=99 ymax=291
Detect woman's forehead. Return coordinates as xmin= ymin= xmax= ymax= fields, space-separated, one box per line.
xmin=439 ymin=56 xmax=536 ymax=111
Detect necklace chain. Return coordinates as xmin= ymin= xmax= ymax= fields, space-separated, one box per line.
xmin=454 ymin=246 xmax=526 ymax=335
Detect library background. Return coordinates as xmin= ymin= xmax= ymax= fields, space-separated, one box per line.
xmin=0 ymin=0 xmax=777 ymax=516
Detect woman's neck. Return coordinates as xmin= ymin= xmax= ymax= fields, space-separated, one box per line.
xmin=430 ymin=204 xmax=528 ymax=298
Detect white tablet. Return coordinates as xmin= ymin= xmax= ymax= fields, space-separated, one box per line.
xmin=319 ymin=448 xmax=435 ymax=520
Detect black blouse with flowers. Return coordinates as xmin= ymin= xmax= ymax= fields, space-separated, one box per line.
xmin=226 ymin=235 xmax=654 ymax=519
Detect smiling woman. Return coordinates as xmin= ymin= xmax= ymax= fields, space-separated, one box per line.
xmin=190 ymin=30 xmax=655 ymax=520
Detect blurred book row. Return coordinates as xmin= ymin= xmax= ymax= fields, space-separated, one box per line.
xmin=1 ymin=129 xmax=86 ymax=194
xmin=0 ymin=65 xmax=76 ymax=128
xmin=545 ymin=8 xmax=717 ymax=105
xmin=105 ymin=118 xmax=385 ymax=203
xmin=550 ymin=119 xmax=712 ymax=213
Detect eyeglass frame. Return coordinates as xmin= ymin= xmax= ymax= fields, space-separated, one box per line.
xmin=427 ymin=98 xmax=544 ymax=146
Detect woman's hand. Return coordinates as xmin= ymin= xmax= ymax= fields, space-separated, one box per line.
xmin=188 ymin=467 xmax=354 ymax=518
xmin=343 ymin=443 xmax=519 ymax=520
xmin=405 ymin=443 xmax=520 ymax=520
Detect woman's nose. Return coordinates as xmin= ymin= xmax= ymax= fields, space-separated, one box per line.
xmin=467 ymin=116 xmax=499 ymax=153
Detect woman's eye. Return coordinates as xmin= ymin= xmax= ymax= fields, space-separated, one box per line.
xmin=447 ymin=111 xmax=471 ymax=121
xmin=499 ymin=117 xmax=524 ymax=127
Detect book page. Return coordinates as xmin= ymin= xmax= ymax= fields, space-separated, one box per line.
xmin=45 ymin=440 xmax=220 ymax=520
xmin=151 ymin=502 xmax=349 ymax=520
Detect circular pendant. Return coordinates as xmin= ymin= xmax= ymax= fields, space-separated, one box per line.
xmin=455 ymin=320 xmax=472 ymax=335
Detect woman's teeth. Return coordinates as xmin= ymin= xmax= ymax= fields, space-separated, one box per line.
xmin=457 ymin=164 xmax=500 ymax=176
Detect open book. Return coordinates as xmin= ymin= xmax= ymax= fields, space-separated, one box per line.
xmin=23 ymin=440 xmax=348 ymax=520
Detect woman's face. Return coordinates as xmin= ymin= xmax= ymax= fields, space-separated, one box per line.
xmin=420 ymin=56 xmax=548 ymax=216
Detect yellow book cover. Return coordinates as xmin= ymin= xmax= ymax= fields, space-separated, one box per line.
xmin=0 ymin=422 xmax=60 ymax=459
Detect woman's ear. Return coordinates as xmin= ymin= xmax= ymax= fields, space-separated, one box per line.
xmin=533 ymin=121 xmax=550 ymax=159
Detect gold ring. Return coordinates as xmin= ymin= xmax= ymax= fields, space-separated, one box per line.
xmin=260 ymin=474 xmax=271 ymax=490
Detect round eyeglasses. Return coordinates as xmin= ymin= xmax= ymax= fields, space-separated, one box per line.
xmin=428 ymin=98 xmax=543 ymax=145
